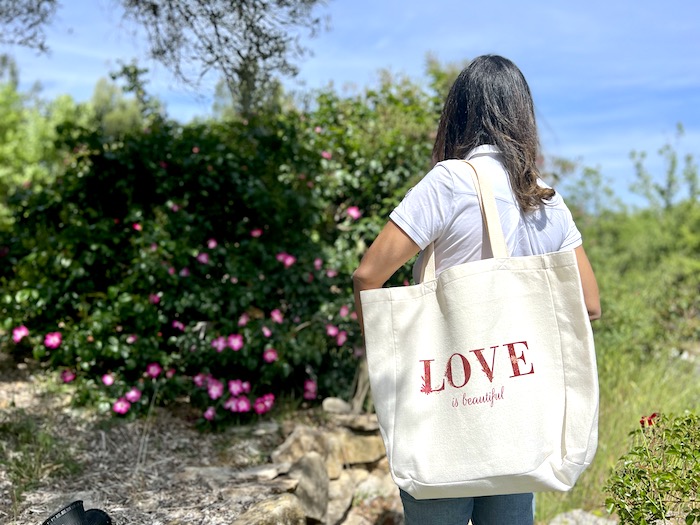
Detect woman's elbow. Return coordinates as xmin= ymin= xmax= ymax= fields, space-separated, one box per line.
xmin=352 ymin=268 xmax=380 ymax=291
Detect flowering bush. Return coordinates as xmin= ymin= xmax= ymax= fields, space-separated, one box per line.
xmin=605 ymin=412 xmax=700 ymax=524
xmin=0 ymin=72 xmax=436 ymax=424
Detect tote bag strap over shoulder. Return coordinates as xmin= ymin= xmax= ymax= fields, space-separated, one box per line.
xmin=419 ymin=161 xmax=509 ymax=282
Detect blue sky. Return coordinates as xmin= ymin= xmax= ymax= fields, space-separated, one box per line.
xmin=7 ymin=0 xmax=700 ymax=205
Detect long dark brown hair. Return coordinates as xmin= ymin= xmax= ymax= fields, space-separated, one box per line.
xmin=431 ymin=55 xmax=554 ymax=211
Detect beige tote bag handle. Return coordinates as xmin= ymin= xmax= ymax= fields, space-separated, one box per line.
xmin=420 ymin=161 xmax=509 ymax=282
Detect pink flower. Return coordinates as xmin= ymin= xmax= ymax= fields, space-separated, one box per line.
xmin=179 ymin=267 xmax=190 ymax=277
xmin=238 ymin=313 xmax=250 ymax=327
xmin=314 ymin=126 xmax=322 ymax=133
xmin=192 ymin=146 xmax=200 ymax=154
xmin=146 ymin=362 xmax=162 ymax=379
xmin=169 ymin=203 xmax=181 ymax=212
xmin=102 ymin=373 xmax=114 ymax=386
xmin=228 ymin=379 xmax=244 ymax=396
xmin=233 ymin=396 xmax=251 ymax=412
xmin=113 ymin=398 xmax=131 ymax=415
xmin=207 ymin=378 xmax=224 ymax=400
xmin=125 ymin=387 xmax=142 ymax=403
xmin=126 ymin=334 xmax=138 ymax=344
xmin=339 ymin=305 xmax=350 ymax=318
xmin=336 ymin=330 xmax=348 ymax=346
xmin=270 ymin=309 xmax=284 ymax=324
xmin=203 ymin=406 xmax=216 ymax=421
xmin=44 ymin=332 xmax=62 ymax=349
xmin=321 ymin=150 xmax=332 ymax=160
xmin=250 ymin=228 xmax=263 ymax=238
xmin=168 ymin=266 xmax=176 ymax=275
xmin=132 ymin=223 xmax=142 ymax=231
xmin=254 ymin=393 xmax=275 ymax=415
xmin=276 ymin=252 xmax=296 ymax=268
xmin=303 ymin=379 xmax=317 ymax=400
xmin=326 ymin=324 xmax=339 ymax=337
xmin=207 ymin=238 xmax=217 ymax=249
xmin=150 ymin=243 xmax=158 ymax=251
xmin=193 ymin=373 xmax=209 ymax=387
xmin=149 ymin=293 xmax=161 ymax=305
xmin=314 ymin=258 xmax=323 ymax=271
xmin=166 ymin=368 xmax=176 ymax=379
xmin=196 ymin=252 xmax=210 ymax=264
xmin=227 ymin=334 xmax=244 ymax=351
xmin=346 ymin=206 xmax=362 ymax=220
xmin=263 ymin=348 xmax=278 ymax=363
xmin=172 ymin=320 xmax=185 ymax=331
xmin=262 ymin=326 xmax=272 ymax=338
xmin=242 ymin=381 xmax=251 ymax=393
xmin=326 ymin=269 xmax=338 ymax=278
xmin=61 ymin=370 xmax=76 ymax=383
xmin=211 ymin=336 xmax=227 ymax=352
xmin=12 ymin=325 xmax=29 ymax=343
xmin=237 ymin=397 xmax=251 ymax=412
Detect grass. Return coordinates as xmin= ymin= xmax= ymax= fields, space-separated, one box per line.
xmin=0 ymin=410 xmax=82 ymax=513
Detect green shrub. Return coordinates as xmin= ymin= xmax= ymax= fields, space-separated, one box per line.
xmin=605 ymin=412 xmax=700 ymax=524
xmin=0 ymin=72 xmax=436 ymax=424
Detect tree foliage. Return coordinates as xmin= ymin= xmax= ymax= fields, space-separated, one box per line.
xmin=0 ymin=0 xmax=58 ymax=52
xmin=0 ymin=0 xmax=327 ymax=115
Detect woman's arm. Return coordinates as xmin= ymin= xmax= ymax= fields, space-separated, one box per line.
xmin=352 ymin=220 xmax=420 ymax=333
xmin=574 ymin=245 xmax=601 ymax=321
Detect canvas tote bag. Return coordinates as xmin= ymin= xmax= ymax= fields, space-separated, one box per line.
xmin=360 ymin=162 xmax=599 ymax=499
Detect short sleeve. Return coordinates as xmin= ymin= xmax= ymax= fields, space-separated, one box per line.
xmin=389 ymin=164 xmax=455 ymax=250
xmin=557 ymin=199 xmax=583 ymax=251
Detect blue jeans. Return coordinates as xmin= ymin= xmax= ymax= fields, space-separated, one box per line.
xmin=400 ymin=490 xmax=534 ymax=525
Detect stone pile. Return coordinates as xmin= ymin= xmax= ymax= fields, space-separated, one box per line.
xmin=229 ymin=397 xmax=402 ymax=525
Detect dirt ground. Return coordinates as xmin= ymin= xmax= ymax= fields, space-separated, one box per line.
xmin=0 ymin=354 xmax=400 ymax=525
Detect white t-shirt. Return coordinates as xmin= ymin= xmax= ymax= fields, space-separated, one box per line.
xmin=389 ymin=145 xmax=582 ymax=282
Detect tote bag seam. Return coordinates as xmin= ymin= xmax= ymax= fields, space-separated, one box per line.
xmin=544 ymin=264 xmax=589 ymax=469
xmin=388 ymin=295 xmax=399 ymax=471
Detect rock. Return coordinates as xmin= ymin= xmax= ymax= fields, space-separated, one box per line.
xmin=231 ymin=493 xmax=305 ymax=525
xmin=322 ymin=397 xmax=352 ymax=414
xmin=329 ymin=413 xmax=380 ymax=432
xmin=346 ymin=466 xmax=370 ymax=486
xmin=271 ymin=425 xmax=328 ymax=465
xmin=326 ymin=470 xmax=355 ymax=525
xmin=323 ymin=430 xmax=346 ymax=479
xmin=354 ymin=470 xmax=399 ymax=501
xmin=288 ymin=452 xmax=329 ymax=522
xmin=252 ymin=420 xmax=281 ymax=436
xmin=549 ymin=509 xmax=617 ymax=525
xmin=338 ymin=428 xmax=386 ymax=465
xmin=232 ymin=463 xmax=283 ymax=482
xmin=340 ymin=511 xmax=374 ymax=525
xmin=271 ymin=424 xmax=343 ymax=480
